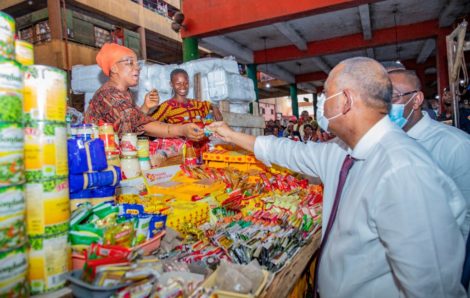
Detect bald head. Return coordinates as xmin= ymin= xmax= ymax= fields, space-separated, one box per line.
xmin=388 ymin=69 xmax=421 ymax=91
xmin=327 ymin=57 xmax=392 ymax=112
xmin=381 ymin=61 xmax=406 ymax=73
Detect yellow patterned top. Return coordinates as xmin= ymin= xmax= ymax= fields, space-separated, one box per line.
xmin=151 ymin=98 xmax=211 ymax=124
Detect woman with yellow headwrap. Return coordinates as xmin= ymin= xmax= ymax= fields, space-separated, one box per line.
xmin=84 ymin=43 xmax=203 ymax=141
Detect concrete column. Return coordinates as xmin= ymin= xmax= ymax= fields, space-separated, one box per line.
xmin=137 ymin=27 xmax=147 ymax=59
xmin=47 ymin=0 xmax=63 ymax=39
xmin=183 ymin=37 xmax=199 ymax=62
xmin=137 ymin=0 xmax=147 ymax=60
xmin=290 ymin=83 xmax=299 ymax=118
xmin=247 ymin=64 xmax=259 ymax=114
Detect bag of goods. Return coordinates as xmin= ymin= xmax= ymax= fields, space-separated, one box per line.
xmin=69 ymin=186 xmax=116 ymax=211
xmin=68 ymin=138 xmax=107 ymax=174
xmin=69 ymin=166 xmax=121 ymax=193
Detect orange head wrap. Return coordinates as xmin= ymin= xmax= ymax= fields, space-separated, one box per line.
xmin=96 ymin=43 xmax=135 ymax=76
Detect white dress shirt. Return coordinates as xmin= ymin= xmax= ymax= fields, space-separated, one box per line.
xmin=254 ymin=116 xmax=466 ymax=298
xmin=408 ymin=112 xmax=470 ymax=238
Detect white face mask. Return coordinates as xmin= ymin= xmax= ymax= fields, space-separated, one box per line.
xmin=317 ymin=91 xmax=347 ymax=132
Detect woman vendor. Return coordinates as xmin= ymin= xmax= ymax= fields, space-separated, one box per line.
xmin=149 ymin=68 xmax=223 ymax=165
xmin=152 ymin=68 xmax=223 ymax=123
xmin=84 ymin=43 xmax=203 ymax=141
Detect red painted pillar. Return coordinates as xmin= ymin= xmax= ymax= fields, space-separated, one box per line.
xmin=436 ymin=33 xmax=449 ymax=112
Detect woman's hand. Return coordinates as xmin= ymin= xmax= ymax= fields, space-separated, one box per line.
xmin=182 ymin=123 xmax=204 ymax=141
xmin=142 ymin=89 xmax=160 ymax=114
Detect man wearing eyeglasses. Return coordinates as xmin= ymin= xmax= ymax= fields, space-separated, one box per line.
xmin=209 ymin=57 xmax=466 ymax=297
xmin=84 ymin=43 xmax=204 ymax=141
xmin=388 ymin=69 xmax=470 ymax=238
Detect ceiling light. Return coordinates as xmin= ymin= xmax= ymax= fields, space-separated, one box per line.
xmin=265 ymin=82 xmax=271 ymax=88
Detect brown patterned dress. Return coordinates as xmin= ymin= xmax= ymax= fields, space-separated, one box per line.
xmin=84 ymin=82 xmax=154 ymax=136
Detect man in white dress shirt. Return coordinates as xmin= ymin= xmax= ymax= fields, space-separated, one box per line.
xmin=209 ymin=57 xmax=466 ymax=297
xmin=388 ymin=69 xmax=470 ymax=238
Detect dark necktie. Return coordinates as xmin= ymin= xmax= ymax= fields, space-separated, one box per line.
xmin=313 ymin=154 xmax=356 ymax=298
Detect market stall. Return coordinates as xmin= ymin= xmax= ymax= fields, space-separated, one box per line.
xmin=0 ymin=11 xmax=322 ymax=298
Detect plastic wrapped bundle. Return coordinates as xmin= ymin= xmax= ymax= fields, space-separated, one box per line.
xmin=69 ymin=186 xmax=116 ymax=211
xmin=207 ymin=68 xmax=255 ymax=102
xmin=229 ymin=103 xmax=250 ymax=114
xmin=70 ymin=64 xmax=108 ymax=94
xmin=182 ymin=57 xmax=239 ymax=76
xmin=67 ymin=138 xmax=107 ymax=174
xmin=69 ymin=166 xmax=121 ymax=193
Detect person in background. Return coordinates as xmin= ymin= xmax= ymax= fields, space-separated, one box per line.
xmin=297 ymin=110 xmax=312 ymax=139
xmin=380 ymin=60 xmax=406 ymax=72
xmin=265 ymin=119 xmax=275 ymax=135
xmin=459 ymin=93 xmax=470 ymax=134
xmin=152 ymin=68 xmax=223 ymax=123
xmin=272 ymin=126 xmax=281 ymax=138
xmin=307 ymin=116 xmax=317 ymax=128
xmin=301 ymin=124 xmax=317 ymax=143
xmin=428 ymin=98 xmax=440 ymax=119
xmin=388 ymin=69 xmax=470 ymax=237
xmin=274 ymin=119 xmax=284 ymax=135
xmin=84 ymin=43 xmax=203 ymax=141
xmin=439 ymin=88 xmax=454 ymax=121
xmin=422 ymin=98 xmax=437 ymax=120
xmin=209 ymin=57 xmax=466 ymax=297
xmin=282 ymin=121 xmax=300 ymax=140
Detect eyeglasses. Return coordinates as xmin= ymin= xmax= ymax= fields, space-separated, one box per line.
xmin=392 ymin=90 xmax=419 ymax=100
xmin=116 ymin=58 xmax=140 ymax=68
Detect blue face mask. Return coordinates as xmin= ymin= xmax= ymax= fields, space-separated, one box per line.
xmin=389 ymin=93 xmax=417 ymax=128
